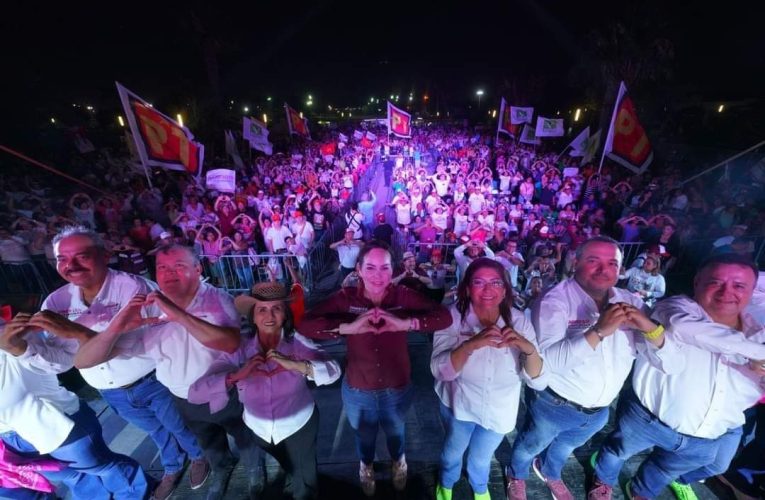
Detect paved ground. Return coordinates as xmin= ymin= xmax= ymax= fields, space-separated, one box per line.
xmin=59 ymin=334 xmax=734 ymax=500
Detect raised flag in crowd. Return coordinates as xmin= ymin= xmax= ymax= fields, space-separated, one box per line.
xmin=510 ymin=105 xmax=534 ymax=125
xmin=602 ymin=81 xmax=654 ymax=174
xmin=365 ymin=131 xmax=377 ymax=141
xmin=535 ymin=116 xmax=565 ymax=137
xmin=242 ymin=116 xmax=274 ymax=155
xmin=387 ymin=101 xmax=412 ymax=138
xmin=519 ymin=124 xmax=540 ymax=145
xmin=353 ymin=130 xmax=364 ymax=140
xmin=224 ymin=130 xmax=244 ymax=169
xmin=566 ymin=127 xmax=590 ymax=157
xmin=582 ymin=129 xmax=602 ymax=165
xmin=284 ymin=103 xmax=310 ymax=138
xmin=497 ymin=98 xmax=521 ymax=137
xmin=69 ymin=126 xmax=96 ymax=154
xmin=116 ymin=82 xmax=205 ymax=176
xmin=338 ymin=132 xmax=349 ymax=143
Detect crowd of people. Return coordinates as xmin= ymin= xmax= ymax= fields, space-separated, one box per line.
xmin=0 ymin=121 xmax=764 ymax=500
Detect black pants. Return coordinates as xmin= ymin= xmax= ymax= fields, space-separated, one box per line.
xmin=250 ymin=408 xmax=319 ymax=500
xmin=173 ymin=392 xmax=258 ymax=472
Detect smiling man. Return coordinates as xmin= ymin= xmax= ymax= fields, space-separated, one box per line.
xmin=74 ymin=244 xmax=258 ymax=500
xmin=506 ymin=236 xmax=678 ymax=500
xmin=36 ymin=227 xmax=210 ymax=500
xmin=588 ymin=253 xmax=765 ymax=500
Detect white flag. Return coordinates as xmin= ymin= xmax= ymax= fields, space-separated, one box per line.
xmin=519 ymin=124 xmax=540 ymax=145
xmin=243 ymin=117 xmax=273 ymax=156
xmin=365 ymin=131 xmax=377 ymax=141
xmin=338 ymin=132 xmax=349 ymax=143
xmin=510 ymin=106 xmax=534 ymax=124
xmin=567 ymin=127 xmax=590 ymax=157
xmin=582 ymin=130 xmax=602 ymax=165
xmin=535 ymin=117 xmax=565 ymax=137
xmin=225 ymin=130 xmax=244 ymax=169
xmin=353 ymin=130 xmax=364 ymax=140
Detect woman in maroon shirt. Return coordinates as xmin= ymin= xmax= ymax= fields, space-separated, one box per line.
xmin=299 ymin=240 xmax=452 ymax=497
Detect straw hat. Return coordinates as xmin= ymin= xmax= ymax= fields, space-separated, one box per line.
xmin=234 ymin=282 xmax=292 ymax=317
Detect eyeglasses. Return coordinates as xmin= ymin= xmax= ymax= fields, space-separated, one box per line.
xmin=470 ymin=279 xmax=505 ymax=289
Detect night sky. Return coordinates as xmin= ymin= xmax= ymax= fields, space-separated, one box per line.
xmin=2 ymin=0 xmax=763 ymax=143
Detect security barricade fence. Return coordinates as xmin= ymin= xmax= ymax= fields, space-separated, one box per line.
xmin=199 ymin=253 xmax=310 ymax=295
xmin=0 ymin=259 xmax=62 ymax=297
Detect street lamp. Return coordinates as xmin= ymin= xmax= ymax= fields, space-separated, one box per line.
xmin=476 ymin=89 xmax=484 ymax=109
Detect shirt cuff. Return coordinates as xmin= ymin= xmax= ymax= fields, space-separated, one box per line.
xmin=436 ymin=354 xmax=460 ymax=381
xmin=307 ymin=361 xmax=334 ymax=385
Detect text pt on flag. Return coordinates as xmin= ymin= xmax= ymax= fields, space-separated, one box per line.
xmin=601 ymin=81 xmax=653 ymax=174
xmin=284 ymin=103 xmax=310 ymax=138
xmin=116 ymin=82 xmax=204 ymax=176
xmin=387 ymin=101 xmax=412 ymax=138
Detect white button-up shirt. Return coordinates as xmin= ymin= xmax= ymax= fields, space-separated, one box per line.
xmin=139 ymin=282 xmax=240 ymax=399
xmin=431 ymin=305 xmax=547 ymax=434
xmin=533 ymin=278 xmax=680 ymax=409
xmin=42 ymin=269 xmax=157 ymax=389
xmin=0 ymin=327 xmax=80 ymax=454
xmin=640 ymin=296 xmax=765 ymax=439
xmin=188 ymin=331 xmax=341 ymax=445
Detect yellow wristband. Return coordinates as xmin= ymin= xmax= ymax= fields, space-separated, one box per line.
xmin=643 ymin=324 xmax=664 ymax=340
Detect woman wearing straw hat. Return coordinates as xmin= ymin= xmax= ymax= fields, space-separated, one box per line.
xmin=189 ymin=281 xmax=341 ymax=500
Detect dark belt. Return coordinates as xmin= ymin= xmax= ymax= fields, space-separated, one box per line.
xmin=119 ymin=370 xmax=156 ymax=390
xmin=543 ymin=387 xmax=606 ymax=415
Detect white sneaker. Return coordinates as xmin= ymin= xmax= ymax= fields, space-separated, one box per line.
xmin=392 ymin=455 xmax=408 ymax=492
xmin=359 ymin=461 xmax=376 ymax=497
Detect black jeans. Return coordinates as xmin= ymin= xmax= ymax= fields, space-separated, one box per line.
xmin=172 ymin=392 xmax=258 ymax=472
xmin=249 ymin=408 xmax=319 ymax=500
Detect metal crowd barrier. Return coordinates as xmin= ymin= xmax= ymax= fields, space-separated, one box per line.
xmin=0 ymin=260 xmax=62 ymax=296
xmin=199 ymin=253 xmax=310 ymax=295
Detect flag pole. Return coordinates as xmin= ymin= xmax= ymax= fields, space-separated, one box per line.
xmin=598 ymin=83 xmax=622 ymax=175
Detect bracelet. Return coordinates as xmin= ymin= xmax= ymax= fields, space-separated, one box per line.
xmin=592 ymin=326 xmax=605 ymax=341
xmin=643 ymin=324 xmax=665 ymax=340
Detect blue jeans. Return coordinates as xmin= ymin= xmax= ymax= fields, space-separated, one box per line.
xmin=438 ymin=402 xmax=504 ymax=494
xmin=508 ymin=387 xmax=610 ymax=480
xmin=0 ymin=401 xmax=149 ymax=500
xmin=100 ymin=373 xmax=204 ymax=474
xmin=341 ymin=378 xmax=413 ymax=465
xmin=0 ymin=488 xmax=57 ymax=500
xmin=594 ymin=391 xmax=743 ymax=498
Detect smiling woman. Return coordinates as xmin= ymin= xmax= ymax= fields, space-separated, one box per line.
xmin=189 ymin=281 xmax=341 ymax=500
xmin=431 ymin=258 xmax=544 ymax=500
xmin=298 ymin=240 xmax=453 ymax=496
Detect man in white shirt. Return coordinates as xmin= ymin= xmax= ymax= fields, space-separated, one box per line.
xmin=264 ymin=215 xmax=293 ymax=253
xmin=75 ymin=245 xmax=259 ymax=500
xmin=0 ymin=310 xmax=150 ymax=498
xmin=330 ymin=229 xmax=363 ymax=288
xmin=494 ymin=238 xmax=524 ymax=290
xmin=589 ymin=253 xmax=765 ymax=500
xmin=38 ymin=227 xmax=209 ymax=500
xmin=506 ymin=236 xmax=677 ymax=500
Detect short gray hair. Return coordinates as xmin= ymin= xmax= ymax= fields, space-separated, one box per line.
xmin=52 ymin=225 xmax=106 ymax=251
xmin=575 ymin=235 xmax=622 ymax=261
